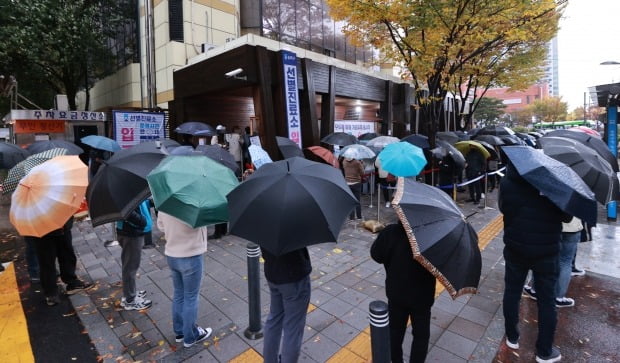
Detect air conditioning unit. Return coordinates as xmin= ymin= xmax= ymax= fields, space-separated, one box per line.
xmin=225 ymin=37 xmax=236 ymax=43
xmin=201 ymin=43 xmax=216 ymax=53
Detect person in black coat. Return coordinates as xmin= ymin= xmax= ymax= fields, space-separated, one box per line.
xmin=499 ymin=161 xmax=571 ymax=361
xmin=371 ymin=222 xmax=436 ymax=363
xmin=465 ymin=146 xmax=486 ymax=204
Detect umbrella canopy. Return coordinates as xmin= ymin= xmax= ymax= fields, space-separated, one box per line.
xmin=515 ymin=132 xmax=537 ymax=147
xmin=502 ymin=146 xmax=598 ymax=225
xmin=169 ymin=145 xmax=196 ymax=155
xmin=339 ymin=144 xmax=376 ymax=160
xmin=86 ymin=149 xmax=166 ymax=226
xmin=195 ymin=144 xmax=240 ymax=174
xmin=475 ymin=140 xmax=499 ymax=160
xmin=0 ymin=142 xmax=29 ymax=169
xmin=539 ymin=137 xmax=618 ymax=204
xmin=401 ymin=134 xmax=431 ymax=149
xmin=357 ymin=132 xmax=380 ymax=143
xmin=569 ymin=126 xmax=601 ymax=138
xmin=473 ymin=134 xmax=505 ymax=146
xmin=366 ymin=136 xmax=399 ymax=150
xmin=392 ymin=178 xmax=481 ymax=298
xmin=26 ymin=140 xmax=84 ymax=155
xmin=2 ymin=148 xmax=69 ymax=195
xmin=436 ymin=131 xmax=459 ymax=144
xmin=174 ymin=121 xmax=216 ymax=136
xmin=10 ymin=156 xmax=88 ymax=237
xmin=454 ymin=141 xmax=491 ymax=160
xmin=476 ymin=125 xmax=515 ymax=136
xmin=303 ymin=146 xmax=339 ymax=168
xmin=544 ymin=129 xmax=618 ymax=172
xmin=378 ymin=142 xmax=427 ymax=177
xmin=132 ymin=139 xmax=180 ymax=153
xmin=433 ymin=140 xmax=466 ymax=169
xmin=500 ymin=135 xmax=523 ymax=146
xmin=147 ymin=156 xmax=239 ymax=228
xmin=248 ymin=144 xmax=273 ymax=169
xmin=321 ymin=132 xmax=358 ymax=146
xmin=454 ymin=130 xmax=471 ymax=141
xmin=227 ymin=157 xmax=357 ymax=256
xmin=80 ymin=135 xmax=121 ymax=152
xmin=275 ymin=136 xmax=305 ymax=159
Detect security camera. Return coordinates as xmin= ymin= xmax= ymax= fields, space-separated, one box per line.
xmin=225 ymin=68 xmax=244 ymax=78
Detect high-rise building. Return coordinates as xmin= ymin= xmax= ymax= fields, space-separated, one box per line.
xmin=542 ymin=37 xmax=559 ymax=97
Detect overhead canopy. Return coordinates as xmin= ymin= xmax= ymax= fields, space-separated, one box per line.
xmin=588 ymin=82 xmax=620 ymax=107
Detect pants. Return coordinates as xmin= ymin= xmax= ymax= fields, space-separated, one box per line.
xmin=389 ymin=301 xmax=432 ymax=363
xmin=24 ymin=237 xmax=40 ymax=280
xmin=263 ymin=275 xmax=311 ymax=363
xmin=467 ymin=174 xmax=482 ymax=202
xmin=349 ymin=183 xmax=362 ymax=219
xmin=167 ymin=254 xmax=204 ymax=345
xmin=118 ymin=234 xmax=144 ymax=302
xmin=143 ymin=231 xmax=154 ymax=246
xmin=503 ymin=247 xmax=558 ymax=357
xmin=28 ymin=233 xmax=78 ymax=297
xmin=379 ymin=177 xmax=396 ymax=202
xmin=556 ymin=231 xmax=580 ymax=298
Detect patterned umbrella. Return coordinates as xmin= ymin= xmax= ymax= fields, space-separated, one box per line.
xmin=2 ymin=148 xmax=69 ymax=195
xmin=10 ymin=156 xmax=88 ymax=237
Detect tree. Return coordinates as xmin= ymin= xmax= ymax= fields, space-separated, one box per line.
xmin=325 ymin=0 xmax=564 ymax=143
xmin=0 ymin=0 xmax=133 ymax=111
xmin=472 ymin=97 xmax=506 ymax=125
xmin=528 ymin=96 xmax=567 ymax=123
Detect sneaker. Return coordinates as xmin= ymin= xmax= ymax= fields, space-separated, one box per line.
xmin=137 ymin=290 xmax=147 ymax=299
xmin=571 ymin=267 xmax=586 ymax=276
xmin=104 ymin=240 xmax=119 ymax=247
xmin=66 ymin=280 xmax=93 ymax=295
xmin=536 ymin=347 xmax=561 ymax=363
xmin=385 ymin=202 xmax=391 ymax=208
xmin=175 ymin=335 xmax=184 ymax=343
xmin=555 ymin=297 xmax=575 ymax=308
xmin=183 ymin=326 xmax=212 ymax=348
xmin=506 ymin=336 xmax=519 ymax=349
xmin=121 ymin=296 xmax=152 ymax=311
xmin=523 ymin=286 xmax=538 ymax=300
xmin=45 ymin=295 xmax=60 ymax=306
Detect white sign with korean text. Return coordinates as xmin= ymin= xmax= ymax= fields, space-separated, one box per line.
xmin=334 ymin=120 xmax=376 ymax=138
xmin=113 ymin=111 xmax=165 ymax=149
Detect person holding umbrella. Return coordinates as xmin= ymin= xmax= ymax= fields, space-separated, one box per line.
xmin=464 ymin=144 xmax=486 ymax=205
xmin=341 ymin=156 xmax=365 ymax=220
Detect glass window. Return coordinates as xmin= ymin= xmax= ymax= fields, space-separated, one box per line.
xmin=296 ymin=0 xmax=310 ymax=44
xmin=280 ymin=0 xmax=296 ymax=38
xmin=262 ymin=0 xmax=280 ymax=39
xmin=310 ymin=4 xmax=323 ymax=49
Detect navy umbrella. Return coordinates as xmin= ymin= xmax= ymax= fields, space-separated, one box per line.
xmin=275 ymin=136 xmax=304 ymax=159
xmin=0 ymin=142 xmax=29 ymax=169
xmin=544 ymin=129 xmax=619 ymax=172
xmin=393 ymin=178 xmax=481 ymax=299
xmin=401 ymin=134 xmax=430 ymax=149
xmin=26 ymin=140 xmax=84 ymax=155
xmin=502 ymin=146 xmax=597 ymax=225
xmin=227 ymin=157 xmax=357 ymax=256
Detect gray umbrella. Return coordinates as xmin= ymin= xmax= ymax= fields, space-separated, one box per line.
xmin=544 ymin=129 xmax=619 ymax=172
xmin=0 ymin=142 xmax=30 ymax=169
xmin=321 ymin=132 xmax=358 ymax=146
xmin=275 ymin=136 xmax=304 ymax=159
xmin=26 ymin=140 xmax=84 ymax=155
xmin=473 ymin=134 xmax=505 ymax=146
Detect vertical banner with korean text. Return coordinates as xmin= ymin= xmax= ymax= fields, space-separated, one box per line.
xmin=607 ymin=105 xmax=617 ymax=220
xmin=113 ymin=111 xmax=165 ymax=149
xmin=282 ymin=50 xmax=302 ymax=148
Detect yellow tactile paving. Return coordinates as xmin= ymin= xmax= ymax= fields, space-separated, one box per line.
xmin=228 ymin=347 xmax=262 ymax=363
xmin=0 ymin=263 xmax=34 ymax=363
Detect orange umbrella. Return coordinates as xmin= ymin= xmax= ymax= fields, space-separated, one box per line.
xmin=303 ymin=146 xmax=339 ymax=168
xmin=10 ymin=155 xmax=88 ymax=237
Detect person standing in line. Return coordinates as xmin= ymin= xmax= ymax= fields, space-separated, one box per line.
xmin=210 ymin=125 xmax=230 ymax=239
xmin=371 ymin=222 xmax=436 ymax=363
xmin=375 ymin=157 xmax=396 ymax=207
xmin=25 ymin=217 xmax=92 ymax=306
xmin=262 ymin=247 xmax=312 ymax=363
xmin=226 ymin=126 xmax=243 ymax=169
xmin=342 ymin=157 xmax=364 ymax=220
xmin=499 ymin=162 xmax=571 ymax=363
xmin=142 ymin=198 xmax=157 ymax=249
xmin=157 ymin=211 xmax=212 ymax=348
xmin=465 ymin=145 xmax=486 ymax=205
xmin=116 ymin=199 xmax=153 ymax=310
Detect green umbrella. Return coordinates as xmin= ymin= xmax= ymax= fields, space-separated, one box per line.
xmin=147 ymin=155 xmax=239 ymax=228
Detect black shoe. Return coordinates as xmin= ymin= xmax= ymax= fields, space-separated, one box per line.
xmin=46 ymin=295 xmax=60 ymax=306
xmin=66 ymin=280 xmax=93 ymax=295
xmin=183 ymin=326 xmax=212 ymax=348
xmin=536 ymin=347 xmax=561 ymax=363
xmin=208 ymin=234 xmax=221 ymax=240
xmin=571 ymin=267 xmax=586 ymax=276
xmin=523 ymin=286 xmax=537 ymax=300
xmin=143 ymin=243 xmax=155 ymax=249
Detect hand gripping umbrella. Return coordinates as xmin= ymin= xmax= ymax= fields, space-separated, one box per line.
xmin=392 ymin=178 xmax=482 ymax=298
xmin=10 ymin=156 xmax=88 ymax=237
xmin=378 ymin=142 xmax=427 ymax=177
xmin=0 ymin=142 xmax=29 ymax=169
xmin=227 ymin=157 xmax=357 ymax=256
xmin=81 ymin=135 xmax=121 ymax=152
xmin=502 ymin=146 xmax=598 ymax=225
xmin=147 ymin=155 xmax=239 ymax=228
xmin=275 ymin=136 xmax=304 ymax=159
xmin=26 ymin=140 xmax=84 ymax=155
xmin=2 ymin=148 xmax=69 ymax=195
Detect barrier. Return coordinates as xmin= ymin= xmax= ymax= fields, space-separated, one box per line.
xmin=244 ymin=243 xmax=263 ymax=339
xmin=368 ymin=300 xmax=390 ymax=363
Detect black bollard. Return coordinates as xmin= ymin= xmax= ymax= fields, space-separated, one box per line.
xmin=369 ymin=300 xmax=390 ymax=363
xmin=244 ymin=242 xmax=263 ymax=339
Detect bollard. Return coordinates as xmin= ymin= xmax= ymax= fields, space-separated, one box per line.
xmin=244 ymin=242 xmax=263 ymax=339
xmin=369 ymin=300 xmax=390 ymax=363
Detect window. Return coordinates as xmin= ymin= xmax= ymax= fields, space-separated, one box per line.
xmin=169 ymin=0 xmax=184 ymax=42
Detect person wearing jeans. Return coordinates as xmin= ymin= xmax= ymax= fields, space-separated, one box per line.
xmin=261 ymin=247 xmax=312 ymax=363
xmin=157 ymin=212 xmax=211 ymax=348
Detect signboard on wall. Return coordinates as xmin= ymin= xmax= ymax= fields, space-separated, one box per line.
xmin=10 ymin=109 xmax=105 ymax=122
xmin=282 ymin=50 xmax=302 ymax=148
xmin=113 ymin=110 xmax=165 ymax=149
xmin=334 ymin=120 xmax=376 ymax=138
xmin=13 ymin=120 xmax=66 ymax=134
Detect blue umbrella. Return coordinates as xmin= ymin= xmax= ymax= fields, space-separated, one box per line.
xmin=378 ymin=142 xmax=427 ymax=177
xmin=81 ymin=135 xmax=121 ymax=152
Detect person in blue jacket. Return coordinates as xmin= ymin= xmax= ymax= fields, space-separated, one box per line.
xmin=116 ymin=199 xmax=153 ymax=310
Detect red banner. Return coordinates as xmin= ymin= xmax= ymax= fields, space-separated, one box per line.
xmin=14 ymin=120 xmax=65 ymax=134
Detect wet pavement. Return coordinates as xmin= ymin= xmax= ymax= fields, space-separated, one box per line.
xmin=1 ymin=184 xmax=619 ymax=362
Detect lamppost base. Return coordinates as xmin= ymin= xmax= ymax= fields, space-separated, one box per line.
xmin=244 ymin=328 xmax=263 ymax=340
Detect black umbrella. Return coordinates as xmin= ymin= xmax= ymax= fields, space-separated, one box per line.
xmin=539 ymin=137 xmax=618 ymax=204
xmin=321 ymin=132 xmax=358 ymax=146
xmin=454 ymin=131 xmax=471 ymax=141
xmin=434 ymin=140 xmax=466 ymax=169
xmin=436 ymin=131 xmax=459 ymax=144
xmin=473 ymin=134 xmax=505 ymax=146
xmin=174 ymin=121 xmax=216 ymax=136
xmin=392 ymin=178 xmax=481 ymax=299
xmin=401 ymin=134 xmax=430 ymax=149
xmin=227 ymin=157 xmax=357 ymax=256
xmin=132 ymin=139 xmax=180 ymax=153
xmin=358 ymin=132 xmax=380 ymax=142
xmin=476 ymin=140 xmax=499 ymax=160
xmin=87 ymin=149 xmax=166 ymax=226
xmin=544 ymin=129 xmax=619 ymax=172
xmin=0 ymin=142 xmax=29 ymax=169
xmin=476 ymin=125 xmax=515 ymax=136
xmin=502 ymin=146 xmax=597 ymax=225
xmin=26 ymin=140 xmax=84 ymax=155
xmin=275 ymin=136 xmax=304 ymax=159
xmin=195 ymin=144 xmax=240 ymax=174
xmin=515 ymin=132 xmax=536 ymax=147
